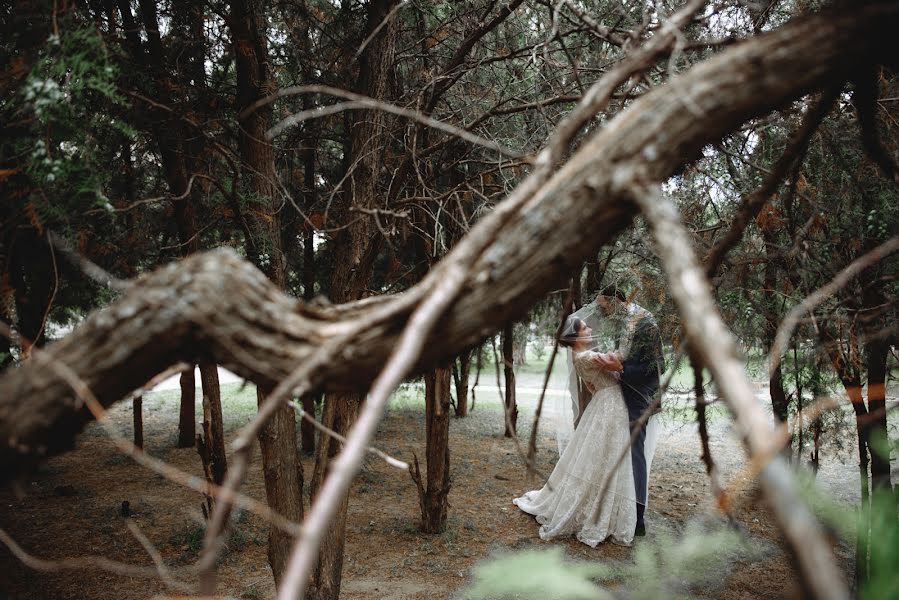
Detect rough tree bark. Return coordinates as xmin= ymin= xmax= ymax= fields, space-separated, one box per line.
xmin=199 ymin=362 xmax=227 ymax=484
xmin=307 ymin=2 xmax=398 ymax=598
xmin=2 ymin=7 xmax=897 ymax=598
xmin=229 ymin=0 xmax=304 ymax=587
xmin=308 ymin=392 xmax=360 ymax=600
xmin=452 ymin=349 xmax=472 ymax=417
xmin=502 ymin=323 xmax=517 ymax=437
xmin=132 ymin=395 xmax=143 ymax=450
xmin=177 ymin=368 xmax=196 ymax=448
xmin=411 ymin=365 xmax=452 ymax=533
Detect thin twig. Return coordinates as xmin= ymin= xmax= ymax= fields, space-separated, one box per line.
xmin=290 ymin=402 xmax=409 ymax=470
xmin=47 ymin=231 xmax=128 ymax=291
xmin=242 ymin=84 xmax=521 ymax=158
xmin=769 ymin=236 xmax=899 ymax=375
xmin=125 ymin=519 xmax=188 ymax=591
xmin=0 ymin=527 xmax=192 ymax=587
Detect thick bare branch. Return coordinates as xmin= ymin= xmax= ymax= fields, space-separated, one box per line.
xmin=632 ymin=181 xmax=847 ymax=600
xmin=2 ymin=2 xmax=895 ymax=487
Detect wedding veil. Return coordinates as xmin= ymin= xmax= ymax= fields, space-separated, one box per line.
xmin=553 ymin=296 xmax=664 ymax=508
xmin=554 ymin=300 xmax=627 ymax=455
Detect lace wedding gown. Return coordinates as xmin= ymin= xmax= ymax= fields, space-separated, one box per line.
xmin=513 ymin=350 xmax=637 ymax=547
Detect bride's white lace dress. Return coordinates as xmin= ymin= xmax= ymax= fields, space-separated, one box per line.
xmin=513 ymin=350 xmax=636 ymax=546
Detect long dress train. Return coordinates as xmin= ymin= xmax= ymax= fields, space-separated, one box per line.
xmin=513 ymin=350 xmax=636 ymax=547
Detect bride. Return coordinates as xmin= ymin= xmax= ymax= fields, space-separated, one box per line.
xmin=513 ymin=309 xmax=637 ymax=547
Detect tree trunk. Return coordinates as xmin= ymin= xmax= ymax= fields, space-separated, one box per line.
xmin=864 ymin=337 xmax=890 ymax=491
xmin=470 ymin=344 xmax=482 ymax=413
xmin=308 ymin=2 xmax=398 ymax=598
xmin=133 ymin=395 xmax=143 ymax=449
xmin=199 ymin=362 xmax=227 ymax=485
xmin=412 ymin=366 xmax=451 ymax=533
xmin=762 ymin=233 xmax=791 ymax=450
xmin=256 ymin=384 xmax=304 ymax=583
xmin=300 ymin=394 xmax=317 ymax=454
xmin=453 ymin=350 xmax=471 ymax=417
xmin=514 ymin=334 xmax=528 ymax=366
xmin=177 ymin=367 xmax=196 ymax=447
xmin=309 ymin=393 xmax=360 ymax=600
xmin=503 ymin=323 xmax=517 ymax=437
xmin=229 ymin=0 xmax=303 ymax=588
xmin=7 ymin=230 xmax=54 ymax=358
xmin=299 ymin=154 xmax=318 ymax=455
xmin=819 ymin=329 xmax=871 ymax=589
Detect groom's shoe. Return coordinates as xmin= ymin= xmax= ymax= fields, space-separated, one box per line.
xmin=634 ymin=523 xmax=646 ymax=537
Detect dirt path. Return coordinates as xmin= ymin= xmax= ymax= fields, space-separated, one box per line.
xmin=0 ymin=379 xmax=894 ymax=599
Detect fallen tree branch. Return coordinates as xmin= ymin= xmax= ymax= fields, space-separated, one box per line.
xmin=1 ymin=0 xmax=894 ymax=491
xmin=1 ymin=8 xmax=897 ymax=598
xmin=631 ymin=179 xmax=847 ymax=600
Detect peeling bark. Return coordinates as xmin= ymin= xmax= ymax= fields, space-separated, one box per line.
xmin=1 ymin=9 xmax=897 ymax=596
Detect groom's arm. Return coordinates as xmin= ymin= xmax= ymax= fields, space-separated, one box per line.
xmin=621 ymin=319 xmax=662 ymax=390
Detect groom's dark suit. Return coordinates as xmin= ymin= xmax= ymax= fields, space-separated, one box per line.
xmin=619 ymin=311 xmax=664 ymax=532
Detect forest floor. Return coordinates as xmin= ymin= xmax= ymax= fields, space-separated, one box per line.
xmin=1 ymin=358 xmax=897 ymax=600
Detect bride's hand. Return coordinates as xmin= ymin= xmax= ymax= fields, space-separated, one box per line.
xmin=592 ymin=352 xmax=624 ymax=372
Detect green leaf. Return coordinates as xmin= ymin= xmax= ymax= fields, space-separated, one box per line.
xmin=463 ymin=548 xmax=612 ymax=600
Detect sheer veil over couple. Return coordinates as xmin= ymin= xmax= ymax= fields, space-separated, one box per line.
xmin=513 ymin=286 xmax=665 ymax=547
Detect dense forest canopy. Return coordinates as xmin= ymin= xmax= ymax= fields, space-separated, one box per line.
xmin=0 ymin=0 xmax=896 ymax=598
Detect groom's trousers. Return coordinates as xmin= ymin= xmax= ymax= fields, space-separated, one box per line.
xmin=629 ymin=416 xmax=648 ymax=527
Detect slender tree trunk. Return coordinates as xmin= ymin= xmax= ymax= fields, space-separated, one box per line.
xmin=820 ymin=329 xmax=871 ymax=589
xmin=470 ymin=344 xmax=482 ymax=413
xmin=199 ymin=362 xmax=227 ymax=484
xmin=864 ymin=338 xmax=890 ymax=491
xmin=452 ymin=350 xmax=471 ymax=417
xmin=133 ymin=395 xmax=143 ymax=449
xmin=177 ymin=367 xmax=196 ymax=447
xmin=571 ymin=268 xmax=583 ymax=310
xmin=308 ymin=3 xmax=398 ymax=598
xmin=411 ymin=366 xmax=452 ymax=532
xmin=300 ymin=394 xmax=317 ymax=454
xmin=256 ymin=383 xmax=304 ymax=580
xmin=309 ymin=393 xmax=360 ymax=600
xmin=503 ymin=323 xmax=517 ymax=437
xmin=299 ymin=148 xmax=318 ymax=455
xmin=8 ymin=231 xmax=54 ymax=358
xmin=762 ymin=238 xmax=791 ymax=450
xmin=229 ymin=0 xmax=303 ymax=587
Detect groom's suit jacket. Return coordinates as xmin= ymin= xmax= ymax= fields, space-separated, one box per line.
xmin=620 ymin=313 xmax=665 ymax=423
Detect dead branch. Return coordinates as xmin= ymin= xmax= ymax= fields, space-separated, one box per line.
xmin=632 ymin=180 xmax=847 ymax=600
xmin=704 ymin=86 xmax=841 ymax=276
xmin=0 ymin=526 xmax=192 ymax=591
xmin=240 ymin=84 xmax=521 ymax=158
xmin=2 ymin=6 xmax=897 ymax=597
xmin=769 ymin=235 xmax=899 ymax=375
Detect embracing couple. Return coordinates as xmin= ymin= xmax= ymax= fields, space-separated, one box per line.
xmin=513 ymin=286 xmax=665 ymax=547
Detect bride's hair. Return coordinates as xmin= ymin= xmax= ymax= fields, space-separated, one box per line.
xmin=559 ymin=317 xmax=585 ymax=348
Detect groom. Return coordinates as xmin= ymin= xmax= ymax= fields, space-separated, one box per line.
xmin=593 ymin=286 xmax=665 ymax=537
